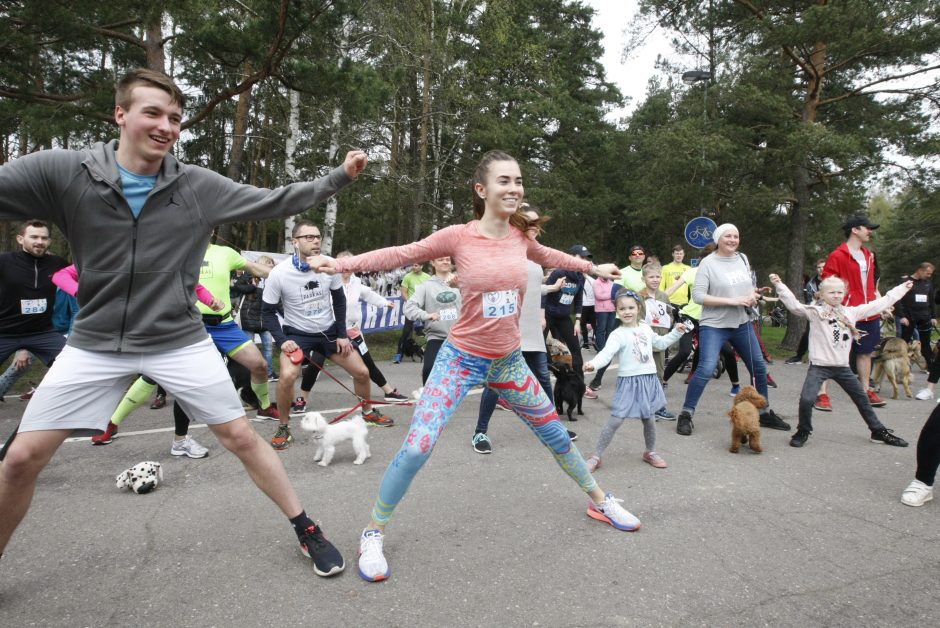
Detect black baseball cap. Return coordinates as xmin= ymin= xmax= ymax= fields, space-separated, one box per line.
xmin=842 ymin=216 xmax=880 ymax=231
xmin=569 ymin=244 xmax=592 ymax=258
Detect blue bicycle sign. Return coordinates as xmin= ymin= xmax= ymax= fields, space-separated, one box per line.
xmin=684 ymin=217 xmax=718 ymax=249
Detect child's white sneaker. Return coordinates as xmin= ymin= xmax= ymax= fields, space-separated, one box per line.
xmin=901 ymin=479 xmax=934 ymax=507
xmin=586 ymin=492 xmax=640 ymax=531
xmin=914 ymin=388 xmax=934 ymax=401
xmin=358 ymin=528 xmax=390 ymax=582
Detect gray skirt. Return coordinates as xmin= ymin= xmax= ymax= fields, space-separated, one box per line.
xmin=611 ymin=373 xmax=666 ymax=420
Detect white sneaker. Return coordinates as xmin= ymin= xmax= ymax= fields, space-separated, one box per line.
xmin=901 ymin=479 xmax=934 ymax=507
xmin=358 ymin=528 xmax=390 ymax=582
xmin=914 ymin=388 xmax=934 ymax=401
xmin=586 ymin=492 xmax=641 ymax=531
xmin=170 ymin=435 xmax=209 ymax=458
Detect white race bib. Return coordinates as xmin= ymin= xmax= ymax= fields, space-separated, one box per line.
xmin=915 ymin=294 xmax=927 ymax=303
xmin=20 ymin=299 xmax=47 ymax=315
xmin=482 ymin=290 xmax=518 ymax=319
xmin=439 ymin=307 xmax=458 ymax=321
xmin=559 ymin=293 xmax=574 ymax=305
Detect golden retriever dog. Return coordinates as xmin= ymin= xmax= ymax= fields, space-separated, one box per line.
xmin=728 ymin=385 xmax=767 ymax=454
xmin=910 ymin=340 xmax=929 ymax=372
xmin=872 ymin=337 xmax=914 ymax=399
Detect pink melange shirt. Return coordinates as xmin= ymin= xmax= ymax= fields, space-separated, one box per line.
xmin=334 ymin=221 xmax=593 ymax=357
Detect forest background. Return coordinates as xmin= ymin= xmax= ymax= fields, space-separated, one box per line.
xmin=1 ymin=0 xmax=938 ymax=349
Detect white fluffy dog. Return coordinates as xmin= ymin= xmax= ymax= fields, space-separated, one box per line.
xmin=300 ymin=412 xmax=371 ymax=466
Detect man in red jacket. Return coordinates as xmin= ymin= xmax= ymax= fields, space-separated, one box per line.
xmin=815 ymin=216 xmax=887 ymax=411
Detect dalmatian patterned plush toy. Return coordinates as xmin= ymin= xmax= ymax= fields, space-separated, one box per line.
xmin=115 ymin=461 xmax=163 ymax=494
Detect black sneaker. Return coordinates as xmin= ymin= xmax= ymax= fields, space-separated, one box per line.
xmin=790 ymin=429 xmax=810 ymax=448
xmin=471 ymin=432 xmax=492 ymax=454
xmin=299 ymin=524 xmax=345 ymax=577
xmin=676 ymin=411 xmax=693 ymax=436
xmin=870 ymin=428 xmax=908 ymax=447
xmin=383 ymin=389 xmax=409 ymax=402
xmin=567 ymin=430 xmax=578 ymax=442
xmin=759 ymin=409 xmax=791 ymax=431
xmin=784 ymin=355 xmax=803 ymax=365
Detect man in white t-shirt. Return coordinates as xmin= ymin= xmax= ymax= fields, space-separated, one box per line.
xmin=262 ymin=220 xmax=393 ymax=450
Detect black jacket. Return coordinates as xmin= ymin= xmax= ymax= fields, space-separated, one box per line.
xmin=0 ymin=250 xmax=68 ymax=336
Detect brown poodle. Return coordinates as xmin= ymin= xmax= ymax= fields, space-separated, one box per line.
xmin=728 ymin=385 xmax=767 ymax=454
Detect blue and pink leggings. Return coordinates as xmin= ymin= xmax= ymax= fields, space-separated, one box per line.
xmin=372 ymin=341 xmax=597 ymax=525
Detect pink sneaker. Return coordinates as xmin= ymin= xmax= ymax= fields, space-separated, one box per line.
xmin=585 ymin=455 xmax=601 ymax=472
xmin=584 ymin=386 xmax=598 ymax=399
xmin=642 ymin=451 xmax=668 ymax=468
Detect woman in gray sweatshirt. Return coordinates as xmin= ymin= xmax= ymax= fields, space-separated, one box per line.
xmin=675 ymin=223 xmax=790 ymax=436
xmin=404 ymin=256 xmax=462 ymax=383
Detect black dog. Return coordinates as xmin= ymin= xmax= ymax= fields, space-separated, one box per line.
xmin=549 ymin=362 xmax=585 ymax=421
xmin=401 ymin=336 xmax=425 ymax=361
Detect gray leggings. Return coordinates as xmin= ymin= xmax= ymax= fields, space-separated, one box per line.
xmin=595 ymin=416 xmax=657 ymax=457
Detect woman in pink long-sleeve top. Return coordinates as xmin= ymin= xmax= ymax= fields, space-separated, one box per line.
xmin=314 ymin=151 xmax=643 ymax=582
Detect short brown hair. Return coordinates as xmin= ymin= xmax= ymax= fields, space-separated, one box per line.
xmin=116 ymin=69 xmax=185 ymax=110
xmin=291 ymin=219 xmax=319 ymax=238
xmin=19 ymin=219 xmax=49 ymax=236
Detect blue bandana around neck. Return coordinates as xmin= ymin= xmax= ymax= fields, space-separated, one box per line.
xmin=292 ymin=254 xmax=311 ymax=272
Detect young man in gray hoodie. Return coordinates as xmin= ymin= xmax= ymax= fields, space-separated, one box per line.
xmin=0 ymin=68 xmax=367 ymax=578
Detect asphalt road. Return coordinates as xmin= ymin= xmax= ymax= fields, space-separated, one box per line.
xmin=0 ymin=353 xmax=937 ymax=627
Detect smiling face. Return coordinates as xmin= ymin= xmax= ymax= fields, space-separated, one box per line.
xmin=474 ymin=159 xmax=523 ymax=219
xmin=17 ymin=225 xmax=50 ymax=257
xmin=431 ymin=256 xmax=452 ymax=275
xmin=643 ymin=270 xmax=662 ymax=292
xmin=716 ymin=228 xmax=740 ymax=255
xmin=114 ymin=85 xmax=182 ymax=175
xmin=629 ymin=248 xmax=645 ymax=268
xmin=615 ymin=295 xmax=641 ymax=327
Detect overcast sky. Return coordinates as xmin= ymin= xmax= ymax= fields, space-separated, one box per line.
xmin=584 ymin=0 xmax=672 ymax=122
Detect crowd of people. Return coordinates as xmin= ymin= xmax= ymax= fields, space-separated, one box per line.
xmin=0 ymin=68 xmax=936 ymax=593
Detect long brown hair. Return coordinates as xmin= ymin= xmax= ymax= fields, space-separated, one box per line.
xmin=471 ymin=151 xmax=545 ymax=234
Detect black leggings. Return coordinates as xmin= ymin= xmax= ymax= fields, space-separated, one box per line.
xmin=422 ymin=339 xmax=444 ymax=384
xmin=916 ymin=403 xmax=940 ymax=486
xmin=662 ymin=323 xmax=739 ymax=383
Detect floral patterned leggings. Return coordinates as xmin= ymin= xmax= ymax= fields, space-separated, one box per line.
xmin=372 ymin=341 xmax=598 ymax=525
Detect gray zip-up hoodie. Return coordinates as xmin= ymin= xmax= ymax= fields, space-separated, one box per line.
xmin=403 ymin=276 xmax=462 ymax=341
xmin=0 ymin=140 xmax=352 ymax=352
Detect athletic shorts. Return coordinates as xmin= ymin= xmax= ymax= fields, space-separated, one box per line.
xmin=20 ymin=338 xmax=245 ymax=436
xmin=0 ymin=330 xmax=67 ymax=366
xmin=283 ymin=326 xmax=339 ymax=361
xmin=855 ymin=318 xmax=881 ymax=355
xmin=206 ymin=320 xmax=253 ymax=356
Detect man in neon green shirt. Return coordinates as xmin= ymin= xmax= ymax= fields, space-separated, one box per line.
xmin=617 ymin=244 xmax=647 ymax=292
xmin=394 ymin=262 xmax=430 ymax=364
xmin=661 ymin=244 xmax=692 ymax=306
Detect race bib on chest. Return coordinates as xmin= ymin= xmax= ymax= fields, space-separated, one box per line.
xmin=482 ymin=290 xmax=518 ymax=319
xmin=20 ymin=299 xmax=47 ymax=315
xmin=559 ymin=293 xmax=574 ymax=305
xmin=439 ymin=307 xmax=458 ymax=321
xmin=915 ymin=294 xmax=927 ymax=303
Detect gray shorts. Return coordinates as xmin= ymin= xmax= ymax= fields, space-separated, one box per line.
xmin=20 ymin=338 xmax=245 ymax=436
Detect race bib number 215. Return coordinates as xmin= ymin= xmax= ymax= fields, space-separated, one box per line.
xmin=482 ymin=290 xmax=518 ymax=319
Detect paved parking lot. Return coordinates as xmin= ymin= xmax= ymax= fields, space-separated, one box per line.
xmin=0 ymin=355 xmax=937 ymax=627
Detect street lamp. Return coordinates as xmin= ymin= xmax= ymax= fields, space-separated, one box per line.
xmin=682 ymin=69 xmax=712 ymax=85
xmin=682 ymin=69 xmax=712 ymax=217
